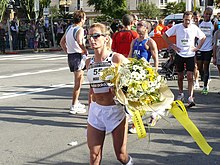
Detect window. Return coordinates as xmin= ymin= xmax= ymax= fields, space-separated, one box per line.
xmin=160 ymin=0 xmax=167 ymax=5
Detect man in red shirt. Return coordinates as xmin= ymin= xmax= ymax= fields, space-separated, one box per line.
xmin=161 ymin=20 xmax=175 ymax=34
xmin=112 ymin=14 xmax=139 ymax=57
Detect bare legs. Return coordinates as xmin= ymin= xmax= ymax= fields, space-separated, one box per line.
xmin=87 ymin=118 xmax=130 ymax=165
xmin=72 ymin=70 xmax=84 ymax=105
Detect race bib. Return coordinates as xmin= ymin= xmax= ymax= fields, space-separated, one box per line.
xmin=181 ymin=39 xmax=189 ymax=47
xmin=200 ymin=26 xmax=211 ymax=36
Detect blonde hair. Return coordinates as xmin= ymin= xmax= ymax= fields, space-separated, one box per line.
xmin=89 ymin=23 xmax=112 ymax=50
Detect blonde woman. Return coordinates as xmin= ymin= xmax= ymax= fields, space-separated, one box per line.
xmin=86 ymin=23 xmax=133 ymax=165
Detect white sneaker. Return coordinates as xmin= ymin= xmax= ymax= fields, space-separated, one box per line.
xmin=128 ymin=127 xmax=137 ymax=134
xmin=176 ymin=93 xmax=184 ymax=102
xmin=194 ymin=81 xmax=200 ymax=89
xmin=77 ymin=102 xmax=86 ymax=109
xmin=70 ymin=105 xmax=86 ymax=114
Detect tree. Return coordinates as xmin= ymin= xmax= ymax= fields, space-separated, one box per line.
xmin=137 ymin=2 xmax=160 ymax=19
xmin=215 ymin=0 xmax=220 ymax=8
xmin=164 ymin=2 xmax=185 ymax=16
xmin=87 ymin=0 xmax=128 ymax=19
xmin=0 ymin=0 xmax=9 ymax=21
xmin=17 ymin=0 xmax=51 ymax=20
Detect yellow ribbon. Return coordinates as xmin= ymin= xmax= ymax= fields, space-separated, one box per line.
xmin=132 ymin=110 xmax=147 ymax=139
xmin=170 ymin=100 xmax=213 ymax=155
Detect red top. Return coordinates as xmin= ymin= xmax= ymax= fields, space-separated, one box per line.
xmin=112 ymin=30 xmax=138 ymax=58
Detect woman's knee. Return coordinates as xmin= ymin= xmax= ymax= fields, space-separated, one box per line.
xmin=90 ymin=152 xmax=102 ymax=164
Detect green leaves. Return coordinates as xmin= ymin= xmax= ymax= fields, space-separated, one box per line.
xmin=87 ymin=0 xmax=128 ymax=19
xmin=164 ymin=2 xmax=186 ymax=16
xmin=137 ymin=2 xmax=160 ymax=19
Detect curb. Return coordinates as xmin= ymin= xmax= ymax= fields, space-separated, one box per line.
xmin=4 ymin=48 xmax=63 ymax=55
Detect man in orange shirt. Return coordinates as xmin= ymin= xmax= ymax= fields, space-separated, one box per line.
xmin=154 ymin=19 xmax=165 ymax=36
xmin=112 ymin=14 xmax=139 ymax=58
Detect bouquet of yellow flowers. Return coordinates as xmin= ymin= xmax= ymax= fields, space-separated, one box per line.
xmin=100 ymin=58 xmax=174 ymax=116
xmin=100 ymin=57 xmax=212 ymax=155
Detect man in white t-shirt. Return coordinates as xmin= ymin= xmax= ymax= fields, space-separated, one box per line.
xmin=162 ymin=11 xmax=206 ymax=108
xmin=60 ymin=10 xmax=88 ymax=114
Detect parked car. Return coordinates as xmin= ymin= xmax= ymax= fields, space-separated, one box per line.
xmin=164 ymin=13 xmax=183 ymax=25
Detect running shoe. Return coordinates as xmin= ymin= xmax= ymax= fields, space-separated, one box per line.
xmin=128 ymin=127 xmax=137 ymax=134
xmin=187 ymin=97 xmax=196 ymax=108
xmin=70 ymin=104 xmax=86 ymax=114
xmin=201 ymin=88 xmax=208 ymax=95
xmin=176 ymin=93 xmax=184 ymax=102
xmin=77 ymin=101 xmax=86 ymax=109
xmin=149 ymin=115 xmax=161 ymax=127
xmin=194 ymin=81 xmax=200 ymax=89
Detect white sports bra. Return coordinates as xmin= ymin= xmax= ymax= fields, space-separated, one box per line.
xmin=87 ymin=52 xmax=114 ymax=93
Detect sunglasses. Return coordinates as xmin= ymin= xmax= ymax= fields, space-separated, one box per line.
xmin=137 ymin=23 xmax=146 ymax=27
xmin=87 ymin=33 xmax=105 ymax=40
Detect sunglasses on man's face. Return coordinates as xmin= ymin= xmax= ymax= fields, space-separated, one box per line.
xmin=87 ymin=33 xmax=105 ymax=40
xmin=137 ymin=23 xmax=146 ymax=27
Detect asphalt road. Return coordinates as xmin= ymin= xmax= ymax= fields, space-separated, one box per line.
xmin=0 ymin=52 xmax=220 ymax=165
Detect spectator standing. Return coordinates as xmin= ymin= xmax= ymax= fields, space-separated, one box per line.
xmin=197 ymin=7 xmax=214 ymax=95
xmin=18 ymin=21 xmax=27 ymax=50
xmin=110 ymin=19 xmax=119 ymax=33
xmin=56 ymin=21 xmax=64 ymax=46
xmin=10 ymin=18 xmax=19 ymax=50
xmin=2 ymin=19 xmax=9 ymax=49
xmin=162 ymin=11 xmax=206 ymax=107
xmin=131 ymin=14 xmax=138 ymax=31
xmin=26 ymin=20 xmax=35 ymax=49
xmin=86 ymin=22 xmax=133 ymax=165
xmin=112 ymin=14 xmax=138 ymax=58
xmin=161 ymin=20 xmax=175 ymax=35
xmin=154 ymin=19 xmax=165 ymax=37
xmin=60 ymin=10 xmax=88 ymax=114
xmin=0 ymin=23 xmax=6 ymax=54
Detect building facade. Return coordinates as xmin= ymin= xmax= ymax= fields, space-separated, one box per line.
xmin=53 ymin=0 xmax=188 ymax=18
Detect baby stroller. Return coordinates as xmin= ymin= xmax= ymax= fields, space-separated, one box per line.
xmin=159 ymin=49 xmax=177 ymax=80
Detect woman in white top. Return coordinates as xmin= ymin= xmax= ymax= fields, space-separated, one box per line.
xmin=86 ymin=23 xmax=133 ymax=165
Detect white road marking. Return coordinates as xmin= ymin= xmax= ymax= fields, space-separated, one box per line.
xmin=0 ymin=67 xmax=68 ymax=79
xmin=0 ymin=81 xmax=89 ymax=100
xmin=0 ymin=54 xmax=66 ymax=61
xmin=0 ymin=84 xmax=72 ymax=100
xmin=44 ymin=57 xmax=66 ymax=61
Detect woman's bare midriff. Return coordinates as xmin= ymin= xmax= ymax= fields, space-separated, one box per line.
xmin=93 ymin=92 xmax=116 ymax=106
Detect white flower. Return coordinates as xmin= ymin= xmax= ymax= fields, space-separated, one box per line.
xmin=131 ymin=71 xmax=140 ymax=81
xmin=105 ymin=75 xmax=114 ymax=81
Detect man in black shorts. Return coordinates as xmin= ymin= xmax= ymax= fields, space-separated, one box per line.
xmin=60 ymin=10 xmax=88 ymax=114
xmin=163 ymin=11 xmax=206 ymax=107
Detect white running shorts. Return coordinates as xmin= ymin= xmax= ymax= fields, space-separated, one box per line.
xmin=88 ymin=102 xmax=126 ymax=133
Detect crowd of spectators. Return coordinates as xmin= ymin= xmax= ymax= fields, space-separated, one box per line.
xmin=0 ymin=17 xmax=73 ymax=52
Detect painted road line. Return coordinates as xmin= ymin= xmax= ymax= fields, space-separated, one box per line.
xmin=0 ymin=67 xmax=68 ymax=79
xmin=0 ymin=81 xmax=90 ymax=100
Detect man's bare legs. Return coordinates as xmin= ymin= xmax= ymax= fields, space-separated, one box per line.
xmin=72 ymin=70 xmax=84 ymax=105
